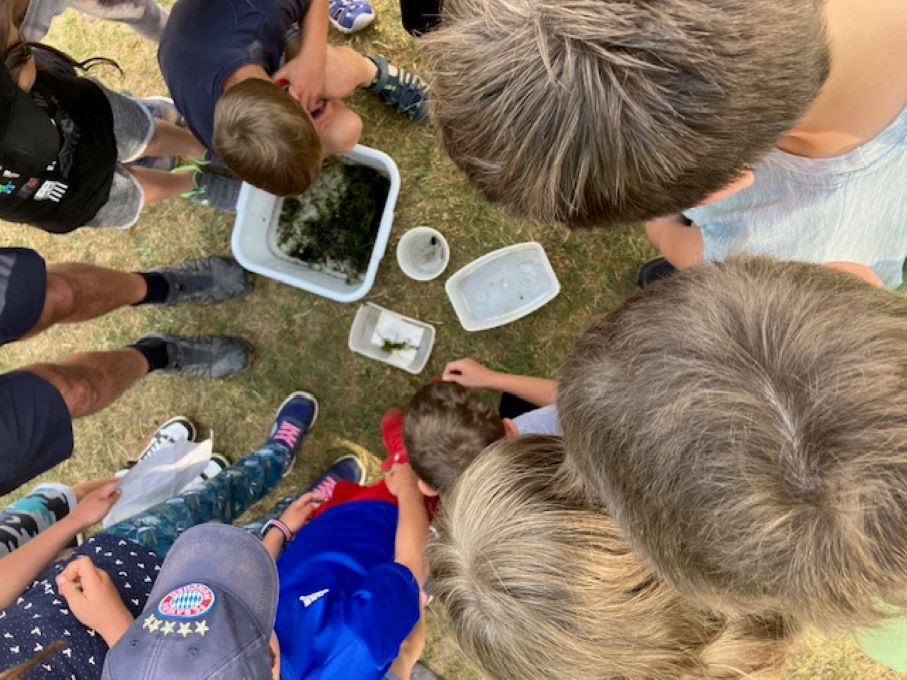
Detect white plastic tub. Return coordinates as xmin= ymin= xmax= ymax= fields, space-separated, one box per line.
xmin=348 ymin=303 xmax=435 ymax=374
xmin=231 ymin=144 xmax=401 ymax=303
xmin=445 ymin=242 xmax=560 ymax=331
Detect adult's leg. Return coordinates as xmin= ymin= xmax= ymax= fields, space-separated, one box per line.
xmin=25 ymin=349 xmax=150 ymax=419
xmin=72 ymin=0 xmax=169 ymax=42
xmin=25 ymin=264 xmax=147 ymax=338
xmin=105 ymin=393 xmax=319 ymax=555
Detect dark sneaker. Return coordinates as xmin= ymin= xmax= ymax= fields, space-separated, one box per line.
xmin=637 ymin=257 xmax=678 ymax=288
xmin=181 ymin=163 xmax=243 ymax=211
xmin=148 ymin=256 xmax=252 ymax=306
xmin=139 ymin=333 xmax=253 ymax=378
xmin=308 ymin=454 xmax=367 ymax=501
xmin=365 ymin=55 xmax=429 ymax=123
xmin=267 ymin=392 xmax=320 ymax=472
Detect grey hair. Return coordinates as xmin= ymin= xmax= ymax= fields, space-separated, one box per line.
xmin=421 ymin=0 xmax=828 ymax=227
xmin=559 ymin=257 xmax=907 ymax=629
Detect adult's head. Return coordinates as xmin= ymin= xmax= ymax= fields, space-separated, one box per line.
xmin=430 ymin=435 xmax=794 ymax=679
xmin=422 ymin=0 xmax=829 ymax=227
xmin=559 ymin=257 xmax=907 ymax=628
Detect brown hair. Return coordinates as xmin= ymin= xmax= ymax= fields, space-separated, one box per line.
xmin=213 ymin=78 xmax=323 ymax=196
xmin=404 ymin=382 xmax=505 ymax=494
xmin=421 ymin=0 xmax=829 ymax=227
xmin=430 ymin=435 xmax=795 ymax=679
xmin=0 ymin=640 xmax=64 ymax=680
xmin=559 ymin=257 xmax=907 ymax=629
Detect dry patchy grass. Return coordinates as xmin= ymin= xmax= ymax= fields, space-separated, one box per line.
xmin=0 ymin=4 xmax=898 ymax=678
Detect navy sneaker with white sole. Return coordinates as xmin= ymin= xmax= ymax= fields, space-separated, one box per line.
xmin=267 ymin=391 xmax=320 ymax=475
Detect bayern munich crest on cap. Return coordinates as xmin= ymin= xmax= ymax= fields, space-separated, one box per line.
xmin=157 ymin=583 xmax=216 ymax=620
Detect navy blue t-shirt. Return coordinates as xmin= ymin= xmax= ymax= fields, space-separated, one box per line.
xmin=274 ymin=500 xmax=421 ymax=680
xmin=158 ymin=0 xmax=311 ymax=149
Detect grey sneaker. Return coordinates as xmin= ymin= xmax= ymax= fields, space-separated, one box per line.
xmin=181 ymin=164 xmax=243 ymax=212
xmin=148 ymin=256 xmax=252 ymax=306
xmin=140 ymin=333 xmax=253 ymax=378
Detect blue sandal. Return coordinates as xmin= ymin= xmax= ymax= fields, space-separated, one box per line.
xmin=365 ymin=55 xmax=430 ymax=124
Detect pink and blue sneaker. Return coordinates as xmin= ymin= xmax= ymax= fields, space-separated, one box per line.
xmin=329 ymin=0 xmax=375 ymax=34
xmin=267 ymin=391 xmax=320 ymax=474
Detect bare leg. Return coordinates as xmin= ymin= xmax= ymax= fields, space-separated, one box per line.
xmin=128 ymin=166 xmax=194 ymax=204
xmin=644 ymin=214 xmax=705 ymax=269
xmin=25 ymin=349 xmax=149 ymax=419
xmin=141 ymin=119 xmax=205 ymax=160
xmin=319 ymin=101 xmax=363 ymax=155
xmin=24 ymin=264 xmax=148 ymax=339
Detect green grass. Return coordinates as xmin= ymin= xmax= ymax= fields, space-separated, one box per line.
xmin=0 ymin=5 xmax=899 ymax=678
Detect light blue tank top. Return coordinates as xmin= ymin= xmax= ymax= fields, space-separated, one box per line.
xmin=685 ymin=107 xmax=907 ymax=288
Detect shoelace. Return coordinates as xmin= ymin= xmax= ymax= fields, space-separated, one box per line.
xmin=272 ymin=421 xmax=303 ymax=449
xmin=311 ymin=476 xmax=338 ymax=500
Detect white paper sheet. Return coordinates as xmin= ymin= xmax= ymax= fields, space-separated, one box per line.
xmin=102 ymin=439 xmax=214 ymax=528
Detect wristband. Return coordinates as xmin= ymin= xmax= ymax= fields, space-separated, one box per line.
xmin=261 ymin=519 xmax=294 ymax=545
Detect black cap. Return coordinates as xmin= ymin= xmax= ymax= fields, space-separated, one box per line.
xmin=0 ymin=61 xmax=60 ymax=176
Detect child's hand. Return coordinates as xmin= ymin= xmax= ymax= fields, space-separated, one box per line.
xmin=443 ymin=358 xmax=497 ymax=389
xmin=66 ymin=480 xmax=122 ymax=530
xmin=274 ymin=54 xmax=326 ymax=113
xmin=56 ymin=557 xmax=134 ymax=646
xmin=278 ymin=492 xmax=323 ymax=534
xmin=385 ymin=463 xmax=421 ymax=499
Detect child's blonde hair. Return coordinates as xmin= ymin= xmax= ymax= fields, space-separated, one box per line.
xmin=559 ymin=257 xmax=907 ymax=630
xmin=430 ymin=435 xmax=795 ymax=679
xmin=213 ymin=79 xmax=322 ymax=196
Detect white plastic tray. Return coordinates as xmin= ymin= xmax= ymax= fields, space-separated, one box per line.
xmin=445 ymin=242 xmax=560 ymax=331
xmin=231 ymin=144 xmax=400 ymax=303
xmin=348 ymin=303 xmax=435 ymax=374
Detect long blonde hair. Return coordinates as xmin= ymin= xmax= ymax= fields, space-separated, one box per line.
xmin=429 ymin=436 xmax=795 ymax=679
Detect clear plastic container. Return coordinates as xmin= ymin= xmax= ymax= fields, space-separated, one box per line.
xmin=445 ymin=242 xmax=560 ymax=331
xmin=231 ymin=145 xmax=400 ymax=303
xmin=347 ymin=303 xmax=435 ymax=373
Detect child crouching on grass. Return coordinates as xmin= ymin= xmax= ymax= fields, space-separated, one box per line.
xmin=158 ymin=0 xmax=430 ymax=199
xmin=0 ymin=7 xmax=236 ymax=234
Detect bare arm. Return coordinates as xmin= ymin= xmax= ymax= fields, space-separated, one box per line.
xmin=443 ymin=358 xmax=557 ymax=407
xmin=386 ymin=465 xmax=429 ymax=587
xmin=0 ymin=481 xmax=120 ymax=611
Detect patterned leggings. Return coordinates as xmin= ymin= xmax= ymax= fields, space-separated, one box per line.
xmin=0 ymin=483 xmax=76 ymax=557
xmin=105 ymin=443 xmax=298 ymax=556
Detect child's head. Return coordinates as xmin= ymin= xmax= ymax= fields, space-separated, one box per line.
xmin=404 ymin=381 xmax=507 ymax=496
xmin=559 ymin=257 xmax=907 ymax=629
xmin=430 ymin=435 xmax=794 ymax=679
xmin=422 ymin=0 xmax=828 ymax=227
xmin=213 ymin=78 xmax=323 ymax=196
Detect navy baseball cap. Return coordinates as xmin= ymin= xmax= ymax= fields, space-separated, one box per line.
xmin=102 ymin=524 xmax=278 ymax=680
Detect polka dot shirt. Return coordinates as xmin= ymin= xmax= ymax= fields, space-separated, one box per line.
xmin=0 ymin=534 xmax=162 ymax=679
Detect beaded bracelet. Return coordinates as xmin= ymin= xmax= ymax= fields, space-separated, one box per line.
xmin=261 ymin=518 xmax=294 ymax=545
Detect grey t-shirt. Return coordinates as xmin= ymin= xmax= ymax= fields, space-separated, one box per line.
xmin=512 ymin=404 xmax=562 ymax=436
xmin=685 ymin=107 xmax=907 ymax=289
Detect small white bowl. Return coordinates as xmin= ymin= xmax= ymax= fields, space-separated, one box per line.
xmin=396 ymin=227 xmax=450 ymax=281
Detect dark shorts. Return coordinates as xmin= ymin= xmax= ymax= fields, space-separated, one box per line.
xmin=0 ymin=371 xmax=73 ymax=496
xmin=0 ymin=247 xmax=46 ymax=346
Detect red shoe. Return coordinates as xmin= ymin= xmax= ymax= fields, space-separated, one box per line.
xmin=380 ymin=407 xmax=408 ymax=471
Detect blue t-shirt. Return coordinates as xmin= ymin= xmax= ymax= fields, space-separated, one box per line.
xmin=158 ymin=0 xmax=310 ymax=149
xmin=275 ymin=500 xmax=421 ymax=680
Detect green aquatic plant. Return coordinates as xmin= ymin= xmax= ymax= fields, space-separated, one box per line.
xmin=276 ymin=158 xmax=391 ymax=282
